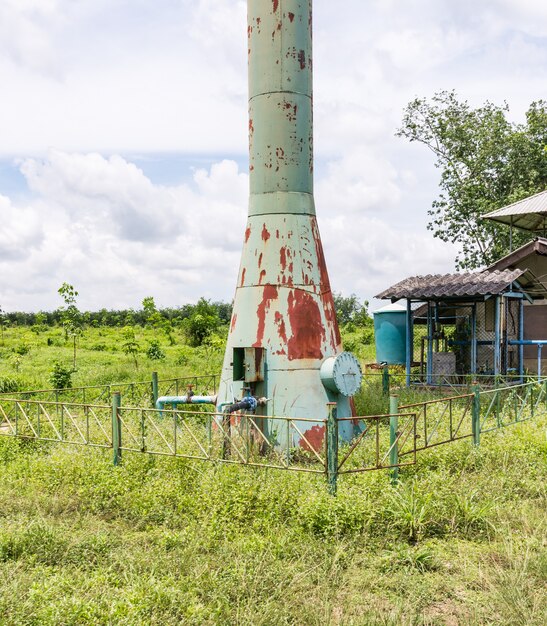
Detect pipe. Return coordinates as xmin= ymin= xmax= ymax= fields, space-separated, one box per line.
xmin=508 ymin=340 xmax=547 ymax=381
xmin=155 ymin=395 xmax=217 ymax=410
xmin=224 ymin=396 xmax=269 ymax=414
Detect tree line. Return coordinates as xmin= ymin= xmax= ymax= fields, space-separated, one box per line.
xmin=0 ymin=292 xmax=371 ymax=333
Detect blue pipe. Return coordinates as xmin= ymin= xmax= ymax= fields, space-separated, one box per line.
xmin=156 ymin=395 xmax=217 ymax=411
xmin=508 ymin=340 xmax=547 ymax=381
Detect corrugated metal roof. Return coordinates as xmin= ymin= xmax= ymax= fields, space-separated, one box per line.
xmin=487 ymin=237 xmax=547 ymax=272
xmin=483 ymin=190 xmax=547 ymax=233
xmin=375 ymin=269 xmax=526 ymax=300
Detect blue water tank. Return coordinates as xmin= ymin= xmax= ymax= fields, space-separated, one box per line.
xmin=373 ymin=302 xmax=407 ymax=365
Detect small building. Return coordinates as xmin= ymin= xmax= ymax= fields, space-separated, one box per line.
xmin=375 ymin=191 xmax=547 ymax=384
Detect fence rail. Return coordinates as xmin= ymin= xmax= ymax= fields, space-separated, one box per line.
xmin=0 ymin=373 xmax=219 ymax=407
xmin=1 ymin=377 xmax=545 ymax=494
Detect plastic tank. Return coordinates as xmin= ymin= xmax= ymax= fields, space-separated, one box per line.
xmin=373 ymin=302 xmax=407 ymax=365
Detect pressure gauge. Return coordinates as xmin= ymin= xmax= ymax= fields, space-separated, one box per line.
xmin=320 ymin=352 xmax=363 ymax=397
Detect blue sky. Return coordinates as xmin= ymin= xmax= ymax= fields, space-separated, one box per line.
xmin=1 ymin=0 xmax=546 ymax=311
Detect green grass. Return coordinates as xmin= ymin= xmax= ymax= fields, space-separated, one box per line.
xmin=0 ymin=326 xmax=546 ymax=624
xmin=0 ymin=418 xmax=545 ymax=625
xmin=0 ymin=325 xmax=225 ymax=392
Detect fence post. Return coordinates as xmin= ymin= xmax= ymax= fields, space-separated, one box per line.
xmin=327 ymin=403 xmax=338 ymax=495
xmin=112 ymin=392 xmax=122 ymax=466
xmin=151 ymin=371 xmax=159 ymax=407
xmin=472 ymin=385 xmax=481 ymax=447
xmin=389 ymin=395 xmax=399 ymax=485
xmin=382 ymin=365 xmax=390 ymax=396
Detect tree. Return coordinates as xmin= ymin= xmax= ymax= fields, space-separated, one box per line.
xmin=397 ymin=92 xmax=547 ymax=269
xmin=333 ymin=293 xmax=371 ymax=327
xmin=58 ymin=282 xmax=82 ymax=370
xmin=122 ymin=327 xmax=140 ymax=369
xmin=183 ymin=298 xmax=220 ymax=346
xmin=0 ymin=306 xmax=5 ymax=346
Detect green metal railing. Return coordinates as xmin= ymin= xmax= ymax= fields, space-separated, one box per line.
xmin=0 ymin=373 xmax=219 ymax=407
xmin=0 ymin=377 xmax=545 ymax=494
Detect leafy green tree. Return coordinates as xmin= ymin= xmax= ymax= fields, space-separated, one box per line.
xmin=333 ymin=293 xmax=371 ymax=327
xmin=141 ymin=297 xmax=163 ymax=328
xmin=58 ymin=282 xmax=82 ymax=370
xmin=397 ymin=92 xmax=547 ymax=269
xmin=146 ymin=340 xmax=166 ymax=361
xmin=50 ymin=361 xmax=72 ymax=389
xmin=122 ymin=327 xmax=140 ymax=369
xmin=0 ymin=306 xmax=5 ymax=346
xmin=183 ymin=298 xmax=220 ymax=346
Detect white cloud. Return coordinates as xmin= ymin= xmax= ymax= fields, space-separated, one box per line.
xmin=0 ymin=194 xmax=43 ymax=261
xmin=0 ymin=153 xmax=248 ymax=310
xmin=0 ymin=0 xmax=544 ymax=310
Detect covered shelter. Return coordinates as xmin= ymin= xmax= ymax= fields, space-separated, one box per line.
xmin=483 ymin=190 xmax=547 ymax=242
xmin=483 ymin=192 xmax=547 ymax=377
xmin=486 ymin=238 xmax=547 ymax=375
xmin=375 ymin=268 xmax=545 ymax=386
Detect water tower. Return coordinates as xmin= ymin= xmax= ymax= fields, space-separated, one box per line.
xmin=216 ymin=0 xmax=361 ymax=446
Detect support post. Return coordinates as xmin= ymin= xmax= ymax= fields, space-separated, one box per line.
xmin=427 ymin=302 xmax=433 ymax=385
xmin=112 ymin=392 xmax=122 ymax=466
xmin=519 ymin=300 xmax=524 ymax=383
xmin=152 ymin=371 xmax=159 ymax=407
xmin=382 ymin=365 xmax=390 ymax=396
xmin=472 ymin=385 xmax=481 ymax=447
xmin=406 ymin=299 xmax=412 ymax=388
xmin=471 ymin=303 xmax=477 ymax=377
xmin=538 ymin=344 xmax=543 ymax=382
xmin=389 ymin=395 xmax=399 ymax=485
xmin=494 ymin=296 xmax=501 ymax=377
xmin=327 ymin=403 xmax=338 ymax=495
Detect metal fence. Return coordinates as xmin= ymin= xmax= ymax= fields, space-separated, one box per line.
xmin=0 ymin=373 xmax=219 ymax=407
xmin=1 ymin=377 xmax=545 ymax=494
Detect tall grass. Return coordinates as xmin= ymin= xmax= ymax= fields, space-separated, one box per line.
xmin=0 ymin=326 xmax=546 ymax=624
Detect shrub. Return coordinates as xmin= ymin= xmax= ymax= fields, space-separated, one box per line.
xmin=49 ymin=362 xmax=72 ymax=389
xmin=146 ymin=340 xmax=165 ymax=361
xmin=13 ymin=344 xmax=31 ymax=356
xmin=0 ymin=377 xmax=21 ymax=393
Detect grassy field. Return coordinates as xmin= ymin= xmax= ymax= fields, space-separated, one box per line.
xmin=0 ymin=325 xmax=546 ymax=625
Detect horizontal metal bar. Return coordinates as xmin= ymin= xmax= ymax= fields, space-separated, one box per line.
xmin=400 ymin=394 xmax=473 ymax=410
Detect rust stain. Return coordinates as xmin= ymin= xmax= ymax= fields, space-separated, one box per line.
xmin=231 ymin=313 xmax=238 ymax=332
xmin=298 ymin=50 xmax=306 ymax=70
xmin=240 ymin=268 xmax=246 ymax=287
xmin=258 ymin=269 xmax=266 ymax=285
xmin=311 ymin=219 xmax=331 ymax=292
xmin=249 ymin=118 xmax=254 ymax=135
xmin=300 ymin=425 xmax=325 ymax=453
xmin=275 ymin=311 xmax=288 ymax=344
xmin=322 ymin=290 xmax=342 ymax=348
xmin=287 ymin=290 xmax=325 ymax=360
xmin=280 ymin=246 xmax=287 ymax=271
xmin=272 ymin=0 xmax=279 ymax=12
xmin=262 ymin=224 xmax=271 ymax=241
xmin=253 ymin=285 xmax=278 ymax=348
xmin=245 ymin=226 xmax=251 ymax=243
xmin=288 ymin=12 xmax=295 ymax=23
xmin=258 ymin=252 xmax=263 ymax=267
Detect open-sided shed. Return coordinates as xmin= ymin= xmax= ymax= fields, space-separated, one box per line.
xmin=376 ymin=267 xmax=546 ymax=385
